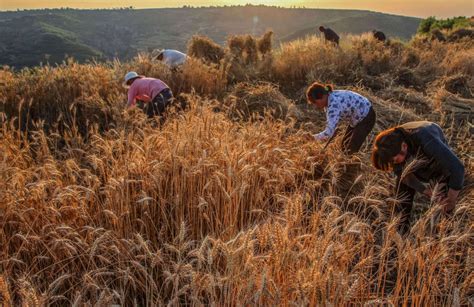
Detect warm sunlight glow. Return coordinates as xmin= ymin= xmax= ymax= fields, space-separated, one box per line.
xmin=2 ymin=0 xmax=473 ymax=17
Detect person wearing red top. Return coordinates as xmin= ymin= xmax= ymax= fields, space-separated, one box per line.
xmin=123 ymin=71 xmax=173 ymax=117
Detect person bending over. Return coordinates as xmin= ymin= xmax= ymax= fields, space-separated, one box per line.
xmin=123 ymin=71 xmax=173 ymax=118
xmin=371 ymin=121 xmax=465 ymax=231
xmin=319 ymin=26 xmax=340 ymax=45
xmin=155 ymin=49 xmax=188 ymax=69
xmin=306 ymin=82 xmax=376 ymax=154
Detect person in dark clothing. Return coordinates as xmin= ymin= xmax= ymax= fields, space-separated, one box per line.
xmin=371 ymin=121 xmax=465 ymax=231
xmin=372 ymin=30 xmax=387 ymax=42
xmin=319 ymin=26 xmax=340 ymax=45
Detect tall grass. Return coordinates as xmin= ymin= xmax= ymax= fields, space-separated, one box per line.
xmin=0 ymin=31 xmax=472 ymax=305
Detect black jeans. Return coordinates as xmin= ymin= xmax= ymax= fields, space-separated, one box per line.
xmin=341 ymin=106 xmax=376 ymax=154
xmin=146 ymin=88 xmax=173 ymax=118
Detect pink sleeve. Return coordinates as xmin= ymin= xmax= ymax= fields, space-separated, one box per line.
xmin=127 ymin=86 xmax=136 ymax=107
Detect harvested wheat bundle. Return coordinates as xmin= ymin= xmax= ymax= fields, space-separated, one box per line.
xmin=187 ymin=35 xmax=225 ymax=65
xmin=225 ymin=82 xmax=292 ymax=121
xmin=257 ymin=31 xmax=273 ymax=55
xmin=169 ymin=57 xmax=228 ymax=97
xmin=359 ymin=75 xmax=391 ymax=91
xmin=244 ymin=35 xmax=258 ymax=64
xmin=364 ymin=93 xmax=423 ymax=128
xmin=227 ymin=35 xmax=246 ymax=57
xmin=434 ymin=90 xmax=473 ymax=124
xmin=401 ymin=48 xmax=420 ymax=68
xmin=443 ymin=74 xmax=473 ymax=98
xmin=224 ymin=56 xmax=250 ymax=84
xmin=380 ymin=86 xmax=433 ymax=115
xmin=395 ymin=67 xmax=424 ymax=89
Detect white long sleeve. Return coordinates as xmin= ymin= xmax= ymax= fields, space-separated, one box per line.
xmin=314 ymin=90 xmax=372 ymax=141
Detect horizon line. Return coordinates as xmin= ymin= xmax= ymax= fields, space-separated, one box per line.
xmin=0 ymin=5 xmax=434 ymax=19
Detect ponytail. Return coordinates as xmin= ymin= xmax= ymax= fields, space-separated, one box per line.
xmin=306 ymin=82 xmax=334 ymax=104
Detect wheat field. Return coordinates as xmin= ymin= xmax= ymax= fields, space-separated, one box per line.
xmin=0 ymin=32 xmax=473 ymax=306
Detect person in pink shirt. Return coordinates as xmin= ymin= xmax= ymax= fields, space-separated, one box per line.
xmin=123 ymin=71 xmax=174 ymax=117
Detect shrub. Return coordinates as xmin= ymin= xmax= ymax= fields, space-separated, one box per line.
xmin=418 ymin=16 xmax=471 ymax=34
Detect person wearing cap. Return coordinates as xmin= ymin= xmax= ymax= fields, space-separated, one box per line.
xmin=371 ymin=121 xmax=465 ymax=232
xmin=306 ymin=82 xmax=376 ymax=154
xmin=123 ymin=71 xmax=174 ymax=117
xmin=154 ymin=49 xmax=188 ymax=69
xmin=319 ymin=26 xmax=340 ymax=46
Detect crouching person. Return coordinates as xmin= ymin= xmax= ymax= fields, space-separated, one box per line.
xmin=123 ymin=71 xmax=174 ymax=118
xmin=155 ymin=49 xmax=188 ymax=70
xmin=319 ymin=26 xmax=340 ymax=46
xmin=371 ymin=121 xmax=465 ymax=232
xmin=306 ymin=82 xmax=376 ymax=154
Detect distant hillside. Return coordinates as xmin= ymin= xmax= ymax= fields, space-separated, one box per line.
xmin=0 ymin=6 xmax=421 ymax=68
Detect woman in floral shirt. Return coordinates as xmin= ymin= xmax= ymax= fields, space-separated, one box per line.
xmin=306 ymin=82 xmax=376 ymax=154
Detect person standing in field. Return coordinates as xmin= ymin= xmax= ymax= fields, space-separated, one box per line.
xmin=371 ymin=121 xmax=465 ymax=232
xmin=154 ymin=49 xmax=188 ymax=70
xmin=306 ymin=82 xmax=376 ymax=154
xmin=319 ymin=26 xmax=340 ymax=45
xmin=123 ymin=71 xmax=174 ymax=118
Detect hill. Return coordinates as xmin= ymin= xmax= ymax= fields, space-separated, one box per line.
xmin=0 ymin=6 xmax=421 ymax=68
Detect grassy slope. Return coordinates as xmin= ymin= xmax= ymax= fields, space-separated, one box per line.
xmin=0 ymin=14 xmax=102 ymax=67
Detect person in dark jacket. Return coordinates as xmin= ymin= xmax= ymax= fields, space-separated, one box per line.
xmin=319 ymin=26 xmax=340 ymax=45
xmin=372 ymin=30 xmax=386 ymax=42
xmin=371 ymin=121 xmax=465 ymax=231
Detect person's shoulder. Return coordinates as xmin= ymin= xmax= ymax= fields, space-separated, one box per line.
xmin=332 ymin=90 xmax=353 ymax=97
xmin=328 ymin=92 xmax=345 ymax=107
xmin=340 ymin=89 xmax=361 ymax=96
xmin=417 ymin=122 xmax=442 ymax=138
xmin=132 ymin=78 xmax=145 ymax=85
xmin=408 ymin=122 xmax=444 ymax=145
xmin=166 ymin=49 xmax=185 ymax=56
xmin=401 ymin=121 xmax=435 ymax=132
xmin=328 ymin=90 xmax=341 ymax=99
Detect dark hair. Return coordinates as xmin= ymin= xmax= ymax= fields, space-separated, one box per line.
xmin=306 ymin=82 xmax=333 ymax=104
xmin=371 ymin=127 xmax=409 ymax=171
xmin=319 ymin=26 xmax=325 ymax=32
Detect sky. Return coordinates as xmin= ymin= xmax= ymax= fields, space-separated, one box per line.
xmin=1 ymin=0 xmax=473 ymax=18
